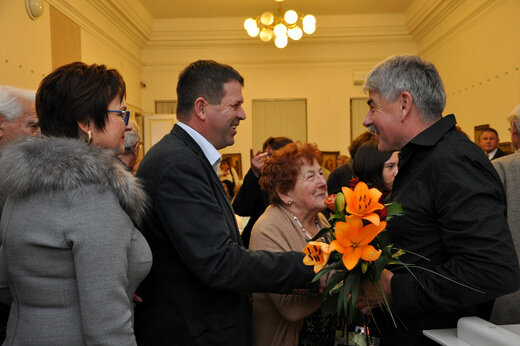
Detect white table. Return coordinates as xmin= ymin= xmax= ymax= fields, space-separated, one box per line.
xmin=424 ymin=317 xmax=520 ymax=346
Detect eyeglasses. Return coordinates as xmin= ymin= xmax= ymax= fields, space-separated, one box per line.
xmin=107 ymin=110 xmax=130 ymax=125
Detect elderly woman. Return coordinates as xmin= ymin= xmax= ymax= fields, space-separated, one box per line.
xmin=353 ymin=137 xmax=399 ymax=194
xmin=250 ymin=142 xmax=334 ymax=346
xmin=0 ymin=62 xmax=151 ymax=345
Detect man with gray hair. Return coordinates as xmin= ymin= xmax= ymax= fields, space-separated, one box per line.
xmin=489 ymin=104 xmax=520 ymax=325
xmin=117 ymin=119 xmax=141 ymax=172
xmin=357 ymin=55 xmax=520 ymax=345
xmin=0 ymin=85 xmax=40 ymax=147
xmin=0 ymin=84 xmax=40 ymax=343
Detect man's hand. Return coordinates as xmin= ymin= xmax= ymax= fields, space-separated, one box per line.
xmin=250 ymin=149 xmax=269 ymax=177
xmin=355 ymin=269 xmax=393 ymax=314
xmin=319 ymin=270 xmax=337 ymax=294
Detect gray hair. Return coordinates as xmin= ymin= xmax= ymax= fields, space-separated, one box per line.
xmin=0 ymin=85 xmax=36 ymax=121
xmin=508 ymin=104 xmax=520 ymax=132
xmin=363 ymin=55 xmax=446 ymax=122
xmin=123 ymin=119 xmax=140 ymax=154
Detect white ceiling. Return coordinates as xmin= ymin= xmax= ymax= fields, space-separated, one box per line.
xmin=139 ymin=0 xmax=415 ymax=19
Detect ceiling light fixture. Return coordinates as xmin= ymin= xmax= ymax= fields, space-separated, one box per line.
xmin=244 ymin=0 xmax=316 ymax=49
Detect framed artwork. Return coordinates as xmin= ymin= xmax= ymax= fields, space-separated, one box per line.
xmin=222 ymin=153 xmax=243 ymax=180
xmin=499 ymin=142 xmax=514 ymax=154
xmin=322 ymin=151 xmax=340 ymax=172
xmin=474 ymin=124 xmax=490 ymax=144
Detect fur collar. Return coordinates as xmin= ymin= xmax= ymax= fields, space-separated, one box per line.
xmin=0 ymin=136 xmax=148 ymax=225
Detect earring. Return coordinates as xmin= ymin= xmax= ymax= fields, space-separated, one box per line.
xmin=87 ymin=130 xmax=92 ymax=144
xmin=287 ymin=201 xmax=293 ymax=205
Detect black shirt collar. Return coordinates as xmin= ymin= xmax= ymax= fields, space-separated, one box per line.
xmin=406 ymin=114 xmax=456 ymax=148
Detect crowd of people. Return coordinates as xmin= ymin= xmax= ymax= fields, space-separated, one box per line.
xmin=0 ymin=54 xmax=518 ymax=346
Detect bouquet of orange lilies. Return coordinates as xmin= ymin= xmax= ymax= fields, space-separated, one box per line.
xmin=302 ymin=181 xmax=404 ymax=324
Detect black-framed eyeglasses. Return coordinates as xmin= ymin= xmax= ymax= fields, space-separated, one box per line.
xmin=107 ymin=110 xmax=130 ymax=125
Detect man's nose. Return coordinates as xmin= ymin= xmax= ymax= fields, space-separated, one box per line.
xmin=362 ymin=112 xmax=371 ymax=127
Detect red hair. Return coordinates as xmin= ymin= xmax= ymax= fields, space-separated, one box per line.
xmin=260 ymin=142 xmax=322 ymax=205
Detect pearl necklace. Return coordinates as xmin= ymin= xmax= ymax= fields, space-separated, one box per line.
xmin=292 ymin=215 xmax=320 ymax=241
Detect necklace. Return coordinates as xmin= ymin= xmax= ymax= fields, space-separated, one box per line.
xmin=292 ymin=214 xmax=320 ymax=241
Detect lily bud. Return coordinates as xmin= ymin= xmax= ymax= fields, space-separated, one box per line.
xmin=334 ymin=192 xmax=346 ymax=216
xmin=361 ymin=261 xmax=368 ymax=274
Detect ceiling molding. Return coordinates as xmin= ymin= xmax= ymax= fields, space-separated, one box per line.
xmin=88 ymin=0 xmax=153 ymax=47
xmin=46 ymin=0 xmax=152 ymax=69
xmin=405 ymin=0 xmax=461 ymax=41
xmin=406 ymin=0 xmax=507 ymax=55
xmin=146 ymin=17 xmax=412 ymax=49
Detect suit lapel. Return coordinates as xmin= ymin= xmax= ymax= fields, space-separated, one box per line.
xmin=171 ymin=125 xmax=243 ymax=245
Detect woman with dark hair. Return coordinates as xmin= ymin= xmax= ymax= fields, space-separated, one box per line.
xmin=353 ymin=137 xmax=399 ymax=193
xmin=0 ymin=62 xmax=151 ymax=345
xmin=250 ymin=142 xmax=334 ymax=346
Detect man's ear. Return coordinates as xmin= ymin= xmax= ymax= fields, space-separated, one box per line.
xmin=0 ymin=116 xmax=4 ymax=139
xmin=194 ymin=97 xmax=207 ymax=120
xmin=133 ymin=142 xmax=140 ymax=157
xmin=399 ymin=91 xmax=413 ymax=122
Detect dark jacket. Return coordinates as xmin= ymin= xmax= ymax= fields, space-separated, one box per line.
xmin=134 ymin=125 xmax=316 ymax=345
xmin=377 ymin=115 xmax=520 ymax=345
xmin=232 ymin=169 xmax=269 ymax=248
xmin=490 ymin=147 xmax=507 ymax=160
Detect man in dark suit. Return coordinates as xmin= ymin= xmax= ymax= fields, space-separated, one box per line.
xmin=134 ymin=60 xmax=317 ymax=345
xmin=480 ymin=127 xmax=507 ymax=160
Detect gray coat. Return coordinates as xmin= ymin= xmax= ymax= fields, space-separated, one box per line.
xmin=491 ymin=151 xmax=520 ymax=324
xmin=0 ymin=136 xmax=152 ymax=345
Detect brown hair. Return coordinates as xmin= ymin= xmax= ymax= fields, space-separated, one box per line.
xmin=36 ymin=62 xmax=125 ymax=138
xmin=176 ymin=60 xmax=244 ymax=119
xmin=348 ymin=131 xmax=375 ymax=159
xmin=260 ymin=142 xmax=322 ymax=205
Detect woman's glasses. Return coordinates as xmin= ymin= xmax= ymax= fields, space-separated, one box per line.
xmin=107 ymin=110 xmax=130 ymax=125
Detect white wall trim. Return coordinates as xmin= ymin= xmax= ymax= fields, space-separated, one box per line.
xmin=46 ymin=0 xmax=153 ymax=69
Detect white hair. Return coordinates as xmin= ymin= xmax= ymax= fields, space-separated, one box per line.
xmin=508 ymin=104 xmax=520 ymax=131
xmin=0 ymin=85 xmax=36 ymax=121
xmin=123 ymin=119 xmax=141 ymax=154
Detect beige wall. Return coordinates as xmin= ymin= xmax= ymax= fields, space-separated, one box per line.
xmin=414 ymin=0 xmax=520 ymax=144
xmin=0 ymin=0 xmax=152 ymax=112
xmin=141 ymin=14 xmax=417 ymax=171
xmin=2 ymin=0 xmax=519 ymax=168
xmin=0 ymin=0 xmax=52 ymax=90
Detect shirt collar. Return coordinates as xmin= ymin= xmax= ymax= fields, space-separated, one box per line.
xmin=406 ymin=114 xmax=456 ymax=148
xmin=177 ymin=121 xmax=221 ymax=175
xmin=487 ymin=148 xmax=498 ymax=159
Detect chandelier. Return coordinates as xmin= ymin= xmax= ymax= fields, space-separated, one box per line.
xmin=243 ymin=0 xmax=316 ymax=48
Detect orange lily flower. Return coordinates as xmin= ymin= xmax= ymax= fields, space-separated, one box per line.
xmin=302 ymin=241 xmax=331 ymax=273
xmin=342 ymin=182 xmax=384 ymax=226
xmin=329 ymin=217 xmax=386 ymax=271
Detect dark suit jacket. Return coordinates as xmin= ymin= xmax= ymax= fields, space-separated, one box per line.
xmin=232 ymin=169 xmax=269 ymax=248
xmin=134 ymin=125 xmax=315 ymax=346
xmin=490 ymin=147 xmax=507 ymax=160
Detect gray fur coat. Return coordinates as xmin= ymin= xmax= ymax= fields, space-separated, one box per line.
xmin=0 ymin=136 xmax=148 ymax=225
xmin=0 ymin=136 xmax=152 ymax=345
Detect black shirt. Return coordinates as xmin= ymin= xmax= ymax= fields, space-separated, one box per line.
xmin=377 ymin=114 xmax=520 ymax=345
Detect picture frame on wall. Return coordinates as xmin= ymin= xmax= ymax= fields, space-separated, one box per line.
xmin=499 ymin=142 xmax=514 ymax=155
xmin=321 ymin=151 xmax=340 ymax=172
xmin=474 ymin=124 xmax=490 ymax=144
xmin=222 ymin=153 xmax=243 ymax=180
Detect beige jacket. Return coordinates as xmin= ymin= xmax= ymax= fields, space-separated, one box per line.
xmin=250 ymin=205 xmax=329 ymax=346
